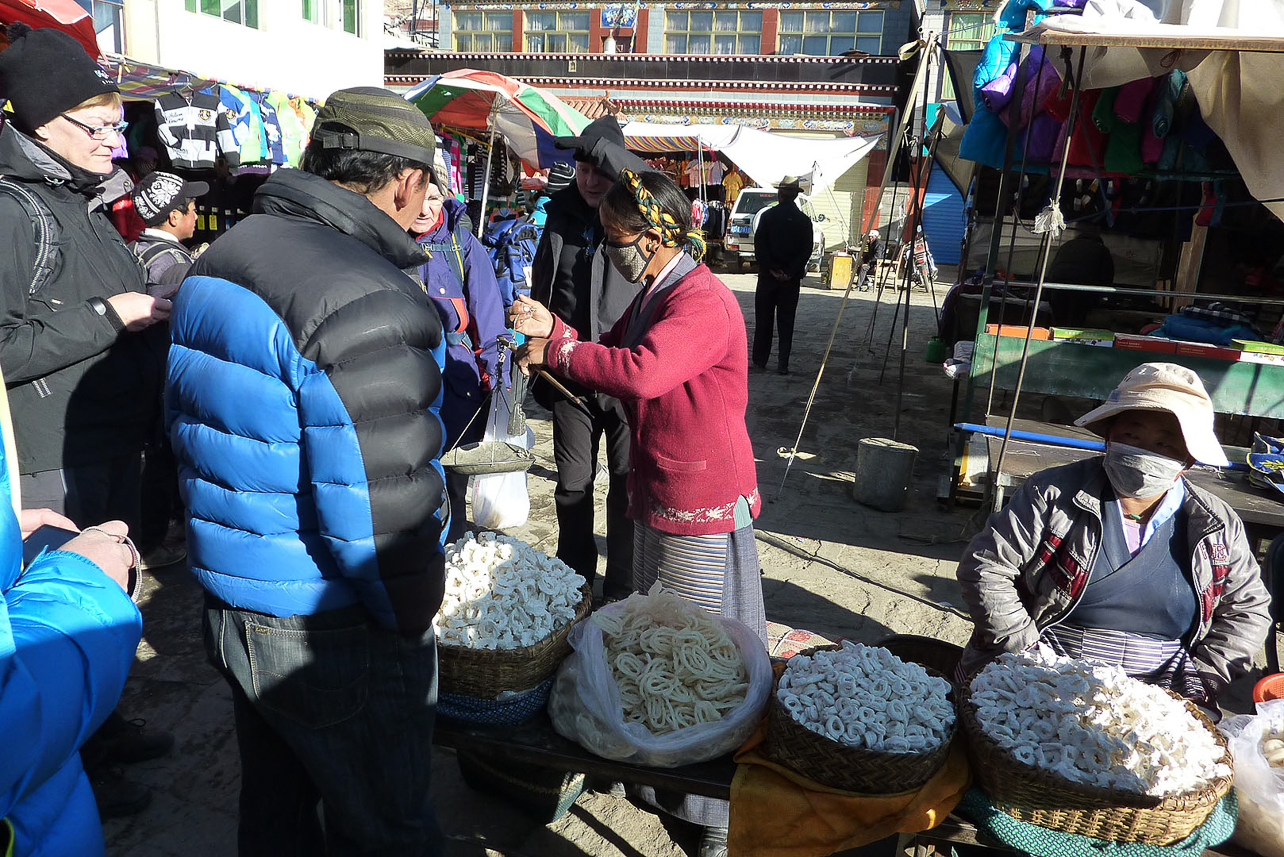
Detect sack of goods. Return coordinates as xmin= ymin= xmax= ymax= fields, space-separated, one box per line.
xmin=1218 ymin=699 xmax=1284 ymax=855
xmin=548 ymin=583 xmax=772 ymax=768
xmin=434 ymin=532 xmax=591 ymax=723
xmin=962 ymin=650 xmax=1233 ymax=845
xmin=762 ymin=642 xmax=956 ymax=793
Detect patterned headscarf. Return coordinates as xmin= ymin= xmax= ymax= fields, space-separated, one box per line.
xmin=619 ymin=169 xmax=706 ymax=262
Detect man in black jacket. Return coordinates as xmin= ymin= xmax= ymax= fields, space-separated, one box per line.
xmin=529 ymin=116 xmax=649 ymax=603
xmin=167 ymin=87 xmax=449 ymax=855
xmin=0 ymin=22 xmax=173 ymax=817
xmin=752 ymin=177 xmax=814 ymax=375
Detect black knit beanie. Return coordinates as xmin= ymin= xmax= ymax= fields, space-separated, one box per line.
xmin=0 ymin=23 xmax=118 ymax=133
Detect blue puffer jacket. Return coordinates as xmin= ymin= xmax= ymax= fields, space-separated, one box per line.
xmin=0 ymin=431 xmax=142 ymax=855
xmin=415 ymin=197 xmax=509 ymax=446
xmin=167 ymin=168 xmax=450 ymax=634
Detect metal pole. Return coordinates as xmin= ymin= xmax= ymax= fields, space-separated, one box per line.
xmin=477 ymin=118 xmax=497 ymax=239
xmin=775 ymin=33 xmax=938 ymax=499
xmin=991 ymin=45 xmax=1088 ymax=502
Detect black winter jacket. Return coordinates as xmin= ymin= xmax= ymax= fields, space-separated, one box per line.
xmin=529 ymin=184 xmax=640 ymax=406
xmin=0 ymin=122 xmax=164 ymax=472
xmin=755 ymin=199 xmax=814 ymax=281
xmin=170 ymin=168 xmax=450 ymax=634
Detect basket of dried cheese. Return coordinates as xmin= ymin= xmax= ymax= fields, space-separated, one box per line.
xmin=548 ymin=583 xmax=772 ymax=768
xmin=762 ymin=642 xmax=956 ymax=793
xmin=962 ymin=650 xmax=1234 ymax=845
xmin=434 ymin=531 xmax=591 ymax=704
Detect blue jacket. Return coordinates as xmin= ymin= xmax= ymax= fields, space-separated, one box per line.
xmin=0 ymin=441 xmax=142 ymax=855
xmin=167 ymin=168 xmax=450 ymax=634
xmin=416 ymin=198 xmax=508 ymax=445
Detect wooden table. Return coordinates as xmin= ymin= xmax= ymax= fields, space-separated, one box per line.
xmin=434 ymin=713 xmax=1259 ymax=857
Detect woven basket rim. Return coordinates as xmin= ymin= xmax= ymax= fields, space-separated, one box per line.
xmin=763 ymin=643 xmax=957 ymax=792
xmin=960 ymin=682 xmax=1234 ymax=812
xmin=437 ymin=582 xmax=592 ymax=658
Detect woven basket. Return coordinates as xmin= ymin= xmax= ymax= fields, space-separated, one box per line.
xmin=876 ymin=635 xmax=964 ymax=680
xmin=960 ymin=684 xmax=1234 ymax=845
xmin=437 ymin=583 xmax=592 ymax=699
xmin=761 ymin=644 xmax=956 ymax=794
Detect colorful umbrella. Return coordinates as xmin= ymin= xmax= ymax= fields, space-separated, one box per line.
xmin=405 ymin=69 xmax=589 ymax=170
xmin=0 ymin=0 xmax=100 ymax=58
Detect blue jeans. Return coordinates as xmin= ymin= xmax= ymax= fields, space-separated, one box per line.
xmin=204 ymin=595 xmax=445 ymax=857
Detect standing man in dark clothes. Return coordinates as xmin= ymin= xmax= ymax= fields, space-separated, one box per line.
xmin=1047 ymin=225 xmax=1115 ymax=326
xmin=752 ymin=177 xmax=814 ymax=375
xmin=529 ymin=115 xmax=649 ymax=603
xmin=0 ymin=22 xmax=173 ymax=818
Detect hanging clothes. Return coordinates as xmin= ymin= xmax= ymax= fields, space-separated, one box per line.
xmin=255 ymin=91 xmax=287 ymax=167
xmin=266 ymin=91 xmax=307 ymax=167
xmin=155 ymin=90 xmax=241 ymax=170
xmin=219 ymin=83 xmax=267 ymax=168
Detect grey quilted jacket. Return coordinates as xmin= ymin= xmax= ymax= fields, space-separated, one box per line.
xmin=956 ymin=456 xmax=1271 ymax=699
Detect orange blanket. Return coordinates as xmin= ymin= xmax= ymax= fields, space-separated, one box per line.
xmin=728 ymin=715 xmax=970 ymax=857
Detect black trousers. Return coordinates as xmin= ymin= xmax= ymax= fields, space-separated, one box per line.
xmin=21 ymin=452 xmax=143 ymax=533
xmin=549 ymin=395 xmax=633 ymax=600
xmin=752 ymin=273 xmax=801 ymax=371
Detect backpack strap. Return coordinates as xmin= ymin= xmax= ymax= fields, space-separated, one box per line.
xmin=0 ymin=176 xmax=57 ymax=296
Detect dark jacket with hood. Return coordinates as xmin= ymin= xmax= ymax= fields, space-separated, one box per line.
xmin=0 ymin=121 xmax=164 ymax=473
xmin=166 ymin=168 xmax=450 ymax=635
xmin=415 ymin=196 xmax=507 ymax=445
xmin=529 ymin=183 xmax=640 ymax=406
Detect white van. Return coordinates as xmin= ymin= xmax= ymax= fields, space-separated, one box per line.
xmin=722 ymin=187 xmax=826 ymax=272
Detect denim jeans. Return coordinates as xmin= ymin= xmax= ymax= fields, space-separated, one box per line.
xmin=204 ymin=595 xmax=445 ymax=857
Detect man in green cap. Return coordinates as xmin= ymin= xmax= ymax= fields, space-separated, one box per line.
xmin=166 ymin=86 xmax=449 ymax=854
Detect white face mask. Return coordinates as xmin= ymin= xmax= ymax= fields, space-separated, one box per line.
xmin=1103 ymin=442 xmax=1186 ymax=499
xmin=604 ymin=234 xmax=656 ymax=284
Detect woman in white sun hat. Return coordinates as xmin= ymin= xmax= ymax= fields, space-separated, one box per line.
xmin=956 ymin=362 xmax=1271 ymax=706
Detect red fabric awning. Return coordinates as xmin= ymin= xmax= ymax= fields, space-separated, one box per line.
xmin=0 ymin=0 xmax=100 ymax=59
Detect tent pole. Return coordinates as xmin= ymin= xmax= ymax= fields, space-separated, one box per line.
xmin=774 ymin=32 xmax=938 ymax=500
xmin=990 ymin=45 xmax=1088 ymax=511
xmin=477 ymin=120 xmax=497 ymax=238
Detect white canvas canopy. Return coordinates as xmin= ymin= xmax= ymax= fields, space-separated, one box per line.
xmin=620 ymin=122 xmax=881 ymax=197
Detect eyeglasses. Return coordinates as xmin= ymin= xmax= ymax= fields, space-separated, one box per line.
xmin=61 ymin=114 xmax=129 ymax=141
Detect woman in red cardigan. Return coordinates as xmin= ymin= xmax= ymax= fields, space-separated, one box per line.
xmin=511 ymin=169 xmax=763 ymax=857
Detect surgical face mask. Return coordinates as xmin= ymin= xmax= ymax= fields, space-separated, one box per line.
xmin=1103 ymin=442 xmax=1186 ymax=499
xmin=604 ymin=233 xmax=656 ymax=284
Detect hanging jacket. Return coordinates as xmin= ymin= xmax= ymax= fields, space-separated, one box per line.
xmin=254 ymin=92 xmax=287 ymax=167
xmin=0 ymin=370 xmax=143 ymax=856
xmin=218 ymin=84 xmax=266 ymax=166
xmin=484 ymin=214 xmax=543 ymax=308
xmin=0 ymin=122 xmax=166 ymax=474
xmin=154 ymin=90 xmax=240 ymax=170
xmin=266 ymin=91 xmax=307 ymax=167
xmin=415 ymin=197 xmax=508 ymax=446
xmin=167 ymin=168 xmax=449 ymax=635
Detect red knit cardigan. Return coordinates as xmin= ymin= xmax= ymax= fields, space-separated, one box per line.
xmin=546 ymin=263 xmax=761 ymax=535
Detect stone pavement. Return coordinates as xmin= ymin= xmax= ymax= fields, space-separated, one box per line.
xmin=101 ymin=271 xmax=1274 ymax=856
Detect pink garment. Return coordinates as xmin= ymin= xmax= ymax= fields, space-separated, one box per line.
xmin=547 ymin=264 xmax=761 ymax=535
xmin=1113 ymin=77 xmax=1157 ymax=124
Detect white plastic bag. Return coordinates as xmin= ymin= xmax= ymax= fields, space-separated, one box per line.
xmin=1219 ymin=698 xmax=1284 ymax=855
xmin=469 ymin=387 xmax=533 ymax=530
xmin=547 ymin=600 xmax=772 ymax=768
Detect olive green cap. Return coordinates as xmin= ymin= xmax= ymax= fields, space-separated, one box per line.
xmin=312 ymin=86 xmax=437 ymax=168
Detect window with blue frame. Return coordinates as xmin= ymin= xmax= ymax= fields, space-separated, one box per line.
xmin=75 ymin=0 xmax=124 ymax=51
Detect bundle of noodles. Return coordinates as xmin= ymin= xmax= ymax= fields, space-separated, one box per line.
xmin=592 ymin=584 xmax=749 ymax=734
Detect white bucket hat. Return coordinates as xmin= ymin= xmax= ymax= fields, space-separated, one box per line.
xmin=1074 ymin=362 xmax=1229 ymax=467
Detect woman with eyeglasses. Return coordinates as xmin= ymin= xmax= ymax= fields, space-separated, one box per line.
xmin=511 ymin=168 xmax=762 ymax=857
xmin=0 ymin=22 xmax=174 ymax=828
